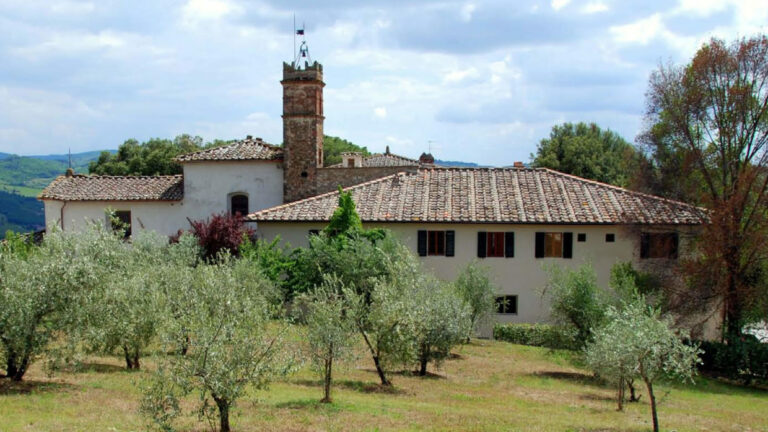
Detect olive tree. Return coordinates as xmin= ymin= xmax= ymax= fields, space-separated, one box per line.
xmin=0 ymin=224 xmax=121 ymax=381
xmin=299 ymin=275 xmax=357 ymax=403
xmin=141 ymin=261 xmax=294 ymax=432
xmin=412 ymin=277 xmax=471 ymax=376
xmin=542 ymin=263 xmax=607 ymax=347
xmin=585 ymin=299 xmax=701 ymax=432
xmin=453 ymin=261 xmax=496 ymax=340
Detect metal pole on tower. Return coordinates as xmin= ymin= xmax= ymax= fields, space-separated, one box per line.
xmin=293 ymin=14 xmax=296 ymax=66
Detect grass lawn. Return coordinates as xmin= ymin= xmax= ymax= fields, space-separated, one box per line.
xmin=1 ymin=339 xmax=766 ymax=431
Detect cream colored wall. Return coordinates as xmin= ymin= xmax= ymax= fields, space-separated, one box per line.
xmin=43 ymin=200 xmax=186 ymax=237
xmin=253 ymin=221 xmax=701 ymax=337
xmin=182 ymin=161 xmax=283 ymax=221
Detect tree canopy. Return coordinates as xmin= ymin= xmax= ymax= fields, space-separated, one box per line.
xmin=323 ymin=135 xmax=369 ymax=166
xmin=531 ymin=122 xmax=641 ymax=187
xmin=88 ymin=134 xmax=231 ymax=176
xmin=639 ymin=35 xmax=768 ymax=339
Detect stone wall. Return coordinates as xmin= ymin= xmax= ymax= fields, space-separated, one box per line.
xmin=316 ymin=166 xmax=418 ymax=195
xmin=282 ymin=62 xmax=325 ymax=202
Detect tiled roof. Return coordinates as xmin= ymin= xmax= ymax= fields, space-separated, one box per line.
xmin=248 ymin=168 xmax=707 ymax=225
xmin=329 ymin=153 xmax=420 ymax=168
xmin=175 ymin=137 xmax=283 ymax=162
xmin=39 ymin=175 xmax=184 ymax=201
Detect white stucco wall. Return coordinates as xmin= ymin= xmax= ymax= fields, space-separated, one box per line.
xmin=253 ymin=221 xmax=706 ymax=337
xmin=182 ymin=161 xmax=283 ymax=221
xmin=43 ymin=200 xmax=186 ymax=237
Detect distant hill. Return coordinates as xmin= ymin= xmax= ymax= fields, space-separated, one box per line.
xmin=436 ymin=159 xmax=480 ymax=168
xmin=0 ymin=190 xmax=45 ymax=238
xmin=0 ymin=150 xmax=107 ymax=238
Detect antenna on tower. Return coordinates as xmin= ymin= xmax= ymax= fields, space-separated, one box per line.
xmin=293 ymin=19 xmax=312 ymax=69
xmin=68 ymin=148 xmax=72 ymax=169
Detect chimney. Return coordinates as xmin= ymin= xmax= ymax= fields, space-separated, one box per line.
xmin=513 ymin=161 xmax=525 ymax=168
xmin=385 ymin=145 xmax=390 ymax=155
xmin=65 ymin=168 xmax=75 ymax=177
xmin=419 ymin=152 xmax=435 ymax=165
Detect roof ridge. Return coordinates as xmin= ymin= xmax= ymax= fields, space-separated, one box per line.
xmin=538 ymin=167 xmax=706 ymax=212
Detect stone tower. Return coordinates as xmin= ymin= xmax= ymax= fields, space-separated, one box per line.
xmin=282 ymin=61 xmax=324 ymax=202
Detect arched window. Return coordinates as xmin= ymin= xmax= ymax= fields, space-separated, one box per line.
xmin=230 ymin=194 xmax=248 ymax=216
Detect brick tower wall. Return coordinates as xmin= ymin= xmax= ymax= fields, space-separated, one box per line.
xmin=282 ymin=62 xmax=325 ymax=202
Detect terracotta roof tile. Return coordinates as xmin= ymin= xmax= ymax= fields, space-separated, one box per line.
xmin=175 ymin=137 xmax=283 ymax=162
xmin=248 ymin=168 xmax=707 ymax=225
xmin=39 ymin=175 xmax=183 ymax=201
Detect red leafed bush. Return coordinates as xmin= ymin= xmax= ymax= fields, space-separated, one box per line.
xmin=187 ymin=212 xmax=254 ymax=260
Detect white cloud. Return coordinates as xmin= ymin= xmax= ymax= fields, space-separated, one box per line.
xmin=460 ymin=3 xmax=476 ymax=22
xmin=374 ymin=107 xmax=388 ymax=118
xmin=10 ymin=30 xmax=158 ymax=60
xmin=550 ymin=0 xmax=571 ymax=11
xmin=581 ymin=1 xmax=608 ymax=14
xmin=180 ymin=0 xmax=242 ymax=26
xmin=610 ymin=14 xmax=663 ymax=45
xmin=443 ymin=67 xmax=479 ymax=84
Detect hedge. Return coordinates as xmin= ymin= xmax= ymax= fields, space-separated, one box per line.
xmin=493 ymin=323 xmax=578 ymax=350
xmin=695 ymin=337 xmax=768 ymax=384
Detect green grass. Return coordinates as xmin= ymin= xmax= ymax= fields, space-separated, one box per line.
xmin=1 ymin=339 xmax=767 ymax=431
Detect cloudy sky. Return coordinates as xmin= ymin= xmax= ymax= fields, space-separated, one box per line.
xmin=0 ymin=0 xmax=765 ymax=165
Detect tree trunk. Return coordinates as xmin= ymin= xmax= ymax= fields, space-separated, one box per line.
xmin=617 ymin=377 xmax=625 ymax=411
xmin=372 ymin=355 xmax=390 ymax=386
xmin=418 ymin=343 xmax=429 ymax=376
xmin=321 ymin=343 xmax=333 ymax=403
xmin=214 ymin=395 xmax=231 ymax=432
xmin=628 ymin=379 xmax=640 ymax=402
xmin=644 ymin=376 xmax=659 ymax=432
xmin=6 ymin=351 xmax=30 ymax=382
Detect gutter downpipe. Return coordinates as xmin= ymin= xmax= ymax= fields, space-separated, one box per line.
xmin=60 ymin=200 xmax=67 ymax=230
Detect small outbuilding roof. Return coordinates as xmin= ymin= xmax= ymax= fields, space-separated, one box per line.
xmin=248 ymin=167 xmax=707 ymax=225
xmin=175 ymin=137 xmax=283 ymax=163
xmin=39 ymin=174 xmax=184 ymax=201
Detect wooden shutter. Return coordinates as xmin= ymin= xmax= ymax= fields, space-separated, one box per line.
xmin=417 ymin=230 xmax=427 ymax=256
xmin=640 ymin=233 xmax=649 ymax=259
xmin=535 ymin=232 xmax=545 ymax=258
xmin=671 ymin=233 xmax=679 ymax=259
xmin=445 ymin=230 xmax=455 ymax=257
xmin=504 ymin=232 xmax=514 ymax=258
xmin=563 ymin=232 xmax=573 ymax=259
xmin=477 ymin=232 xmax=486 ymax=258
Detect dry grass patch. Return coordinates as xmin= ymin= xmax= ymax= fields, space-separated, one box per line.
xmin=1 ymin=339 xmax=767 ymax=431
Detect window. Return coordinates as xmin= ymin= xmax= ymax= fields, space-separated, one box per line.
xmin=308 ymin=229 xmax=320 ymax=236
xmin=231 ymin=194 xmax=248 ymax=216
xmin=605 ymin=233 xmax=615 ymax=243
xmin=417 ymin=230 xmax=455 ymax=257
xmin=347 ymin=158 xmax=355 ymax=167
xmin=535 ymin=232 xmax=573 ymax=259
xmin=577 ymin=233 xmax=586 ymax=242
xmin=495 ymin=295 xmax=518 ymax=314
xmin=641 ymin=232 xmax=678 ymax=259
xmin=477 ymin=232 xmax=514 ymax=258
xmin=111 ymin=210 xmax=131 ymax=239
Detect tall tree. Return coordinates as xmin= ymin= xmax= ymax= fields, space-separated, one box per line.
xmin=531 ymin=122 xmax=641 ymax=187
xmin=323 ymin=135 xmax=370 ymax=166
xmin=640 ymin=35 xmax=768 ymax=339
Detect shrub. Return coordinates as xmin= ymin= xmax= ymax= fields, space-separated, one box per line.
xmin=454 ymin=261 xmax=496 ymax=339
xmin=186 ymin=212 xmax=254 ymax=260
xmin=493 ymin=323 xmax=578 ymax=350
xmin=542 ymin=263 xmax=607 ymax=347
xmin=695 ymin=337 xmax=768 ymax=384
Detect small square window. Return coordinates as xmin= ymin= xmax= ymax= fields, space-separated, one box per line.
xmin=111 ymin=210 xmax=131 ymax=239
xmin=577 ymin=233 xmax=586 ymax=242
xmin=495 ymin=295 xmax=518 ymax=314
xmin=308 ymin=229 xmax=320 ymax=236
xmin=605 ymin=233 xmax=615 ymax=243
